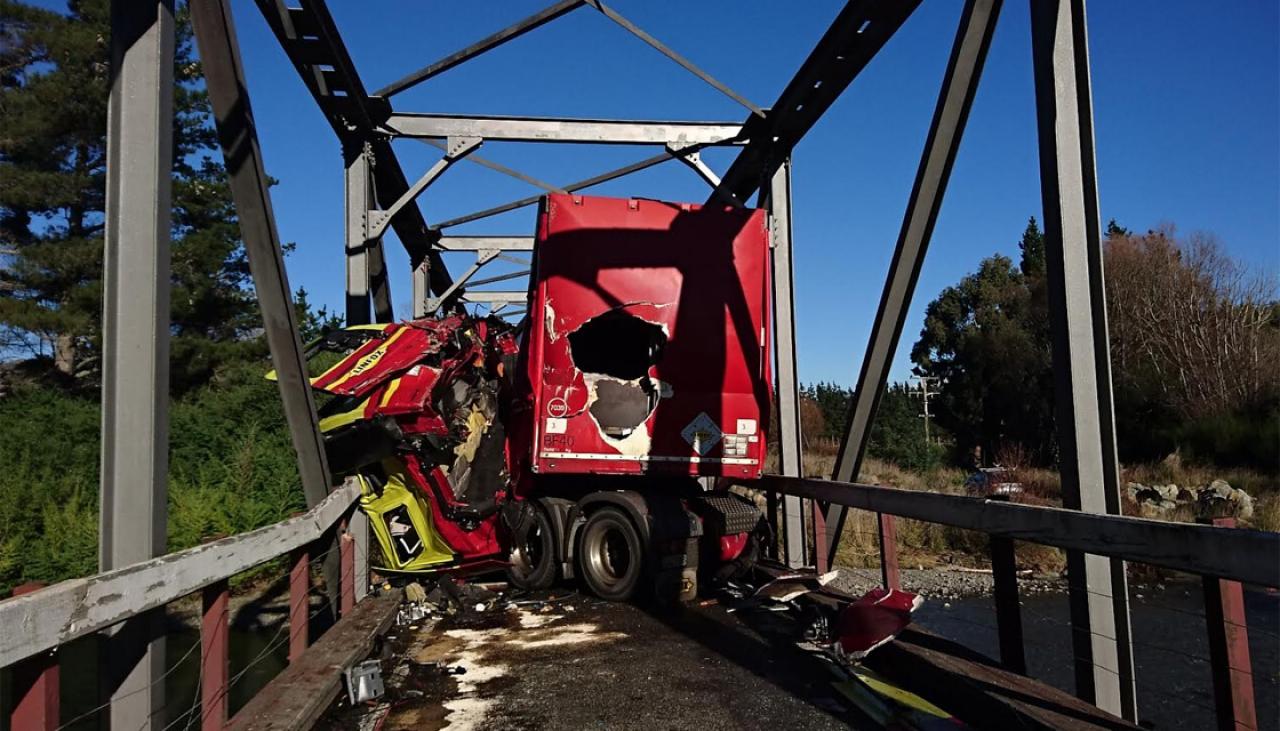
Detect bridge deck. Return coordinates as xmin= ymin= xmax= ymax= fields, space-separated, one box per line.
xmin=312 ymin=589 xmax=1139 ymax=731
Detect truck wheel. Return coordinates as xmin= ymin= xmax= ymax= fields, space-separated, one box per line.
xmin=578 ymin=507 xmax=643 ymax=601
xmin=507 ymin=503 xmax=556 ymax=590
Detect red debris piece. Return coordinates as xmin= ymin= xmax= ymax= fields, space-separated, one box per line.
xmin=834 ymin=587 xmax=923 ymax=660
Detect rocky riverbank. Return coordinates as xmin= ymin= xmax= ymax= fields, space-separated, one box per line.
xmin=827 ymin=566 xmax=1064 ymax=602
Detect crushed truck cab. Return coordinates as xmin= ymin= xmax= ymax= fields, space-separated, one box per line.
xmin=299 ymin=193 xmax=772 ymax=601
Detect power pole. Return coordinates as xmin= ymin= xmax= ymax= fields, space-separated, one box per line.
xmin=911 ymin=376 xmax=937 ymax=444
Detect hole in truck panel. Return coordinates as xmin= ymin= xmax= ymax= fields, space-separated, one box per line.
xmin=568 ymin=310 xmax=666 ymax=381
xmin=568 ymin=310 xmax=668 ymax=439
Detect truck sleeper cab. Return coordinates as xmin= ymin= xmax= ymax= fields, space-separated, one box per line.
xmin=506 ymin=193 xmax=773 ymax=600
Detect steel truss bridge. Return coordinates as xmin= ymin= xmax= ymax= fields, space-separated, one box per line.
xmin=1 ymin=1 xmax=1274 ymax=730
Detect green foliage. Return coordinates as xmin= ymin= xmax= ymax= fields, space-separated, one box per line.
xmin=0 ymin=0 xmax=260 ymax=390
xmin=801 ymin=381 xmax=852 ymax=441
xmin=867 ymin=384 xmax=948 ymax=472
xmin=911 ymin=247 xmax=1056 ymax=465
xmin=798 ymin=381 xmax=949 ymax=471
xmin=0 ymin=364 xmax=306 ymax=594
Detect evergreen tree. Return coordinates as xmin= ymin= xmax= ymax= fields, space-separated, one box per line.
xmin=0 ymin=0 xmax=259 ymax=389
xmin=911 ymin=250 xmax=1056 ymax=465
xmin=1018 ymin=216 xmax=1045 ymax=278
xmin=1105 ymin=218 xmax=1130 ymax=239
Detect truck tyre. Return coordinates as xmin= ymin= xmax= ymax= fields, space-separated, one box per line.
xmin=507 ymin=503 xmax=556 ymax=590
xmin=578 ymin=507 xmax=644 ymax=601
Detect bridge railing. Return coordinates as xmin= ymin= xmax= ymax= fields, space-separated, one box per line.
xmin=1 ymin=479 xmax=367 ymax=730
xmin=761 ymin=474 xmax=1277 ymax=731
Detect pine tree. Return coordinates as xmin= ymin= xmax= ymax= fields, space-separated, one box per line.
xmin=1018 ymin=216 xmax=1045 ymax=278
xmin=0 ymin=0 xmax=259 ymax=389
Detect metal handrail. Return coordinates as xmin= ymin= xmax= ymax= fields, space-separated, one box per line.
xmin=758 ymin=474 xmax=1280 ymax=587
xmin=0 ymin=480 xmax=361 ymax=668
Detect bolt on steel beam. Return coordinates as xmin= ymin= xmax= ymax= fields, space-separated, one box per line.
xmin=100 ymin=0 xmax=175 ymax=726
xmin=825 ymin=0 xmax=1002 ymax=566
xmin=1030 ymin=0 xmax=1136 ymax=719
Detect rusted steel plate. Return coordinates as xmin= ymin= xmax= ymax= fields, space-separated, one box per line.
xmin=0 ymin=481 xmax=360 ymax=668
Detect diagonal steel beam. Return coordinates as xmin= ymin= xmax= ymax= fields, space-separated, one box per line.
xmin=368 ymin=137 xmax=482 ymax=240
xmin=824 ymin=0 xmax=1002 ymax=565
xmin=584 ymin=0 xmax=763 ymax=117
xmin=252 ymin=0 xmax=455 ymax=295
xmin=193 ymin=0 xmax=333 ymax=501
xmin=375 ymin=0 xmax=587 ymax=98
xmin=714 ymin=0 xmax=921 ymax=203
xmin=420 ymin=139 xmax=566 ymax=193
xmin=195 ymin=0 xmax=344 ymax=619
xmin=435 ymin=150 xmax=677 ymax=229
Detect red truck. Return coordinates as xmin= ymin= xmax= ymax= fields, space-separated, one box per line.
xmin=301 ymin=193 xmax=773 ymax=601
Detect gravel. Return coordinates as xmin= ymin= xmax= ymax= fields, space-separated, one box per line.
xmin=827 ymin=567 xmax=1064 ymax=602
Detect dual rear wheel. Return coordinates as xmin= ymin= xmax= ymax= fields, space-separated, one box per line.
xmin=506 ymin=503 xmax=644 ymax=601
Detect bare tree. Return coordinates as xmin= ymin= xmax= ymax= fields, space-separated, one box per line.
xmin=1105 ymin=226 xmax=1279 ymax=419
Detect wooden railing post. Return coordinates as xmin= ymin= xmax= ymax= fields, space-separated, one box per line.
xmin=989 ymin=495 xmax=1027 ymax=674
xmin=1200 ymin=517 xmax=1257 ymax=731
xmin=812 ymin=500 xmax=828 ymax=573
xmin=201 ymin=580 xmax=230 ymax=731
xmin=877 ymin=513 xmax=900 ymax=591
xmin=289 ymin=547 xmax=310 ymax=662
xmin=339 ymin=523 xmax=355 ymax=616
xmin=9 ymin=582 xmax=58 ymax=731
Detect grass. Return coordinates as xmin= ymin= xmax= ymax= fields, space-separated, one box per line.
xmin=767 ymin=442 xmax=1277 ymax=579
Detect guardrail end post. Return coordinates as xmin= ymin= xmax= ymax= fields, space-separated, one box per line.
xmin=10 ymin=582 xmax=59 ymax=731
xmin=1199 ymin=517 xmax=1257 ymax=731
xmin=201 ymin=580 xmax=230 ymax=731
xmin=877 ymin=513 xmax=900 ymax=591
xmin=340 ymin=524 xmax=356 ymax=617
xmin=289 ymin=547 xmax=310 ymax=662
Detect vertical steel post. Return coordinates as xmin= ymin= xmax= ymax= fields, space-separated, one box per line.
xmin=200 ymin=581 xmax=230 ymax=731
xmin=9 ymin=583 xmax=58 ymax=731
xmin=100 ymin=2 xmax=174 ymax=726
xmin=825 ymin=0 xmax=1003 ymax=567
xmin=412 ymin=264 xmax=429 ymax=319
xmin=1201 ymin=517 xmax=1257 ymax=731
xmin=1030 ymin=0 xmax=1136 ymax=718
xmin=345 ymin=143 xmax=373 ymax=326
xmin=768 ymin=160 xmax=806 ymax=568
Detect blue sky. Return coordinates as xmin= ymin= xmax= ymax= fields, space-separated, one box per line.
xmin=43 ymin=1 xmax=1280 ymax=384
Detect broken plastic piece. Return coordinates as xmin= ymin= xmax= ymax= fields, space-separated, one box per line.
xmin=833 ymin=587 xmax=923 ymax=660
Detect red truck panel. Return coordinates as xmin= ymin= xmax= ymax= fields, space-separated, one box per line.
xmin=518 ymin=193 xmax=772 ymax=480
